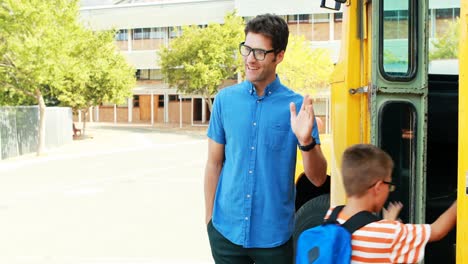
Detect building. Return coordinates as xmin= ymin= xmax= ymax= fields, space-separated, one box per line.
xmin=78 ymin=0 xmax=460 ymax=131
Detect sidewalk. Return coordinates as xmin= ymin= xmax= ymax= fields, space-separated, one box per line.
xmin=0 ymin=122 xmax=208 ymax=171
xmin=0 ymin=122 xmax=213 ymax=264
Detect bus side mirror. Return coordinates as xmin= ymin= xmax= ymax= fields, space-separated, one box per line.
xmin=320 ymin=0 xmax=346 ymax=11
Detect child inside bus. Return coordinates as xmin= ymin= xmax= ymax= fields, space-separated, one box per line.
xmin=325 ymin=144 xmax=457 ymax=263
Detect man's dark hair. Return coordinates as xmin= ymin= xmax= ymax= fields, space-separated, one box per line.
xmin=244 ymin=14 xmax=289 ymax=54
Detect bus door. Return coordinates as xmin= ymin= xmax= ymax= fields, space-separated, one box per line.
xmin=372 ymin=0 xmax=457 ymax=263
xmin=457 ymin=1 xmax=468 ymax=263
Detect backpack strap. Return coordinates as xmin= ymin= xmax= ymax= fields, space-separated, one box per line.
xmin=324 ymin=205 xmax=380 ymax=233
xmin=324 ymin=205 xmax=345 ymax=224
xmin=342 ymin=211 xmax=380 ymax=233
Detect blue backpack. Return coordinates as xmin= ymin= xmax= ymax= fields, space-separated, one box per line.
xmin=295 ymin=205 xmax=379 ymax=264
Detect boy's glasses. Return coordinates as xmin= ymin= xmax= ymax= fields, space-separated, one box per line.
xmin=382 ymin=181 xmax=396 ymax=192
xmin=368 ymin=180 xmax=396 ymax=192
xmin=239 ymin=42 xmax=275 ymax=61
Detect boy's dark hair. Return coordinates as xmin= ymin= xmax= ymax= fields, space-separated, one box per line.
xmin=244 ymin=14 xmax=289 ymax=54
xmin=341 ymin=144 xmax=394 ymax=197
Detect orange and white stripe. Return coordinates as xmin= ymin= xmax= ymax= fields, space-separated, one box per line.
xmin=325 ymin=208 xmax=431 ymax=263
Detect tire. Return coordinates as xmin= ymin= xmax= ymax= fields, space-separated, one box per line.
xmin=295 ymin=174 xmax=330 ymax=211
xmin=293 ymin=193 xmax=330 ymax=257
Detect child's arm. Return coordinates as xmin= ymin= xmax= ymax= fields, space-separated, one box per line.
xmin=383 ymin=202 xmax=403 ymax=221
xmin=429 ymin=200 xmax=457 ymax=242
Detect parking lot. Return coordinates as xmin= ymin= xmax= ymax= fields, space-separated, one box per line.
xmin=0 ymin=123 xmax=212 ymax=264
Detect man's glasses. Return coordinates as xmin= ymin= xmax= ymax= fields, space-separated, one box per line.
xmin=368 ymin=180 xmax=396 ymax=192
xmin=239 ymin=42 xmax=275 ymax=61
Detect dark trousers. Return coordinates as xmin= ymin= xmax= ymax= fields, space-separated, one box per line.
xmin=207 ymin=220 xmax=293 ymax=264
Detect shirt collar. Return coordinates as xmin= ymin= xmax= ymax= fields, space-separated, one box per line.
xmin=246 ymin=75 xmax=281 ymax=97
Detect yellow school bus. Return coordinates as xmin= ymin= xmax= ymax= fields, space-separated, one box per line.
xmin=294 ymin=0 xmax=466 ymax=263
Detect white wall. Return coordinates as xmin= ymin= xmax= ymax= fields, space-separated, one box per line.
xmin=79 ymin=0 xmax=234 ymax=30
xmin=235 ymin=0 xmax=337 ymax=17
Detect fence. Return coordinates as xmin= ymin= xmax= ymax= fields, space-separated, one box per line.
xmin=0 ymin=106 xmax=73 ymax=160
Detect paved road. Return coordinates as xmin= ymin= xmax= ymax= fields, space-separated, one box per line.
xmin=0 ymin=123 xmax=212 ymax=264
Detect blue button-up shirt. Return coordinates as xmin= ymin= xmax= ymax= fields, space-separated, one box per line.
xmin=207 ymin=76 xmax=321 ymax=248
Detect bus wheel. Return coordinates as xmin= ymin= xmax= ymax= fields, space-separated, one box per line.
xmin=293 ymin=194 xmax=330 ymax=252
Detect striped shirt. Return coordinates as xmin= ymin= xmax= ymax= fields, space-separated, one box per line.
xmin=325 ymin=208 xmax=431 ymax=263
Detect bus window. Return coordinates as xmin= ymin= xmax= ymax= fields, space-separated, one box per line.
xmin=428 ymin=3 xmax=460 ymax=75
xmin=380 ymin=0 xmax=416 ymax=80
xmin=378 ymin=101 xmax=417 ymax=222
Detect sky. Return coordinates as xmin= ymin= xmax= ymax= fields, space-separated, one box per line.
xmin=80 ymin=0 xmax=115 ymax=7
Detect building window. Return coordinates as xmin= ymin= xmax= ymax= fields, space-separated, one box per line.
xmin=158 ymin=95 xmax=164 ymax=107
xmin=334 ymin=12 xmax=343 ymax=22
xmin=149 ymin=69 xmax=163 ymax=80
xmin=150 ymin=27 xmax=166 ymax=39
xmin=136 ymin=69 xmax=150 ymax=80
xmin=169 ymin=95 xmax=178 ymax=101
xmin=435 ymin=8 xmax=460 ymax=19
xmin=136 ymin=69 xmax=162 ymax=80
xmin=133 ymin=95 xmax=139 ymax=107
xmin=135 ymin=69 xmax=140 ymax=79
xmin=133 ymin=28 xmax=151 ymax=40
xmin=115 ymin=29 xmax=128 ymax=41
xmin=287 ymin=14 xmax=311 ymax=23
xmin=312 ymin=13 xmax=329 ymax=23
xmin=169 ymin=26 xmax=182 ymax=38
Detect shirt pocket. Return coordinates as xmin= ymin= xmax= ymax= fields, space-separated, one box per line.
xmin=265 ymin=123 xmax=290 ymax=151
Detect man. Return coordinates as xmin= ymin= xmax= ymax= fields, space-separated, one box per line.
xmin=204 ymin=14 xmax=327 ymax=264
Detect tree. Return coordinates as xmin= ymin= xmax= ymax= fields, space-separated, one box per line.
xmin=56 ymin=29 xmax=135 ymax=135
xmin=0 ymin=0 xmax=135 ymax=152
xmin=159 ymin=12 xmax=244 ymax=112
xmin=0 ymin=0 xmax=79 ymax=155
xmin=277 ymin=35 xmax=334 ymax=95
xmin=430 ymin=18 xmax=460 ymax=60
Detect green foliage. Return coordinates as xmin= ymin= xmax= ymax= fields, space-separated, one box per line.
xmin=430 ymin=18 xmax=460 ymax=60
xmin=0 ymin=0 xmax=135 ymax=143
xmin=277 ymin=35 xmax=334 ymax=95
xmin=0 ymin=0 xmax=77 ymax=104
xmin=57 ymin=29 xmax=135 ymax=112
xmin=383 ymin=49 xmax=405 ymax=64
xmin=0 ymin=0 xmax=135 ymax=109
xmin=0 ymin=0 xmax=83 ymax=153
xmin=159 ymin=11 xmax=244 ymax=111
xmin=0 ymin=87 xmax=36 ymax=105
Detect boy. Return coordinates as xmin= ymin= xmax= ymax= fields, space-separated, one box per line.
xmin=326 ymin=144 xmax=456 ymax=263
